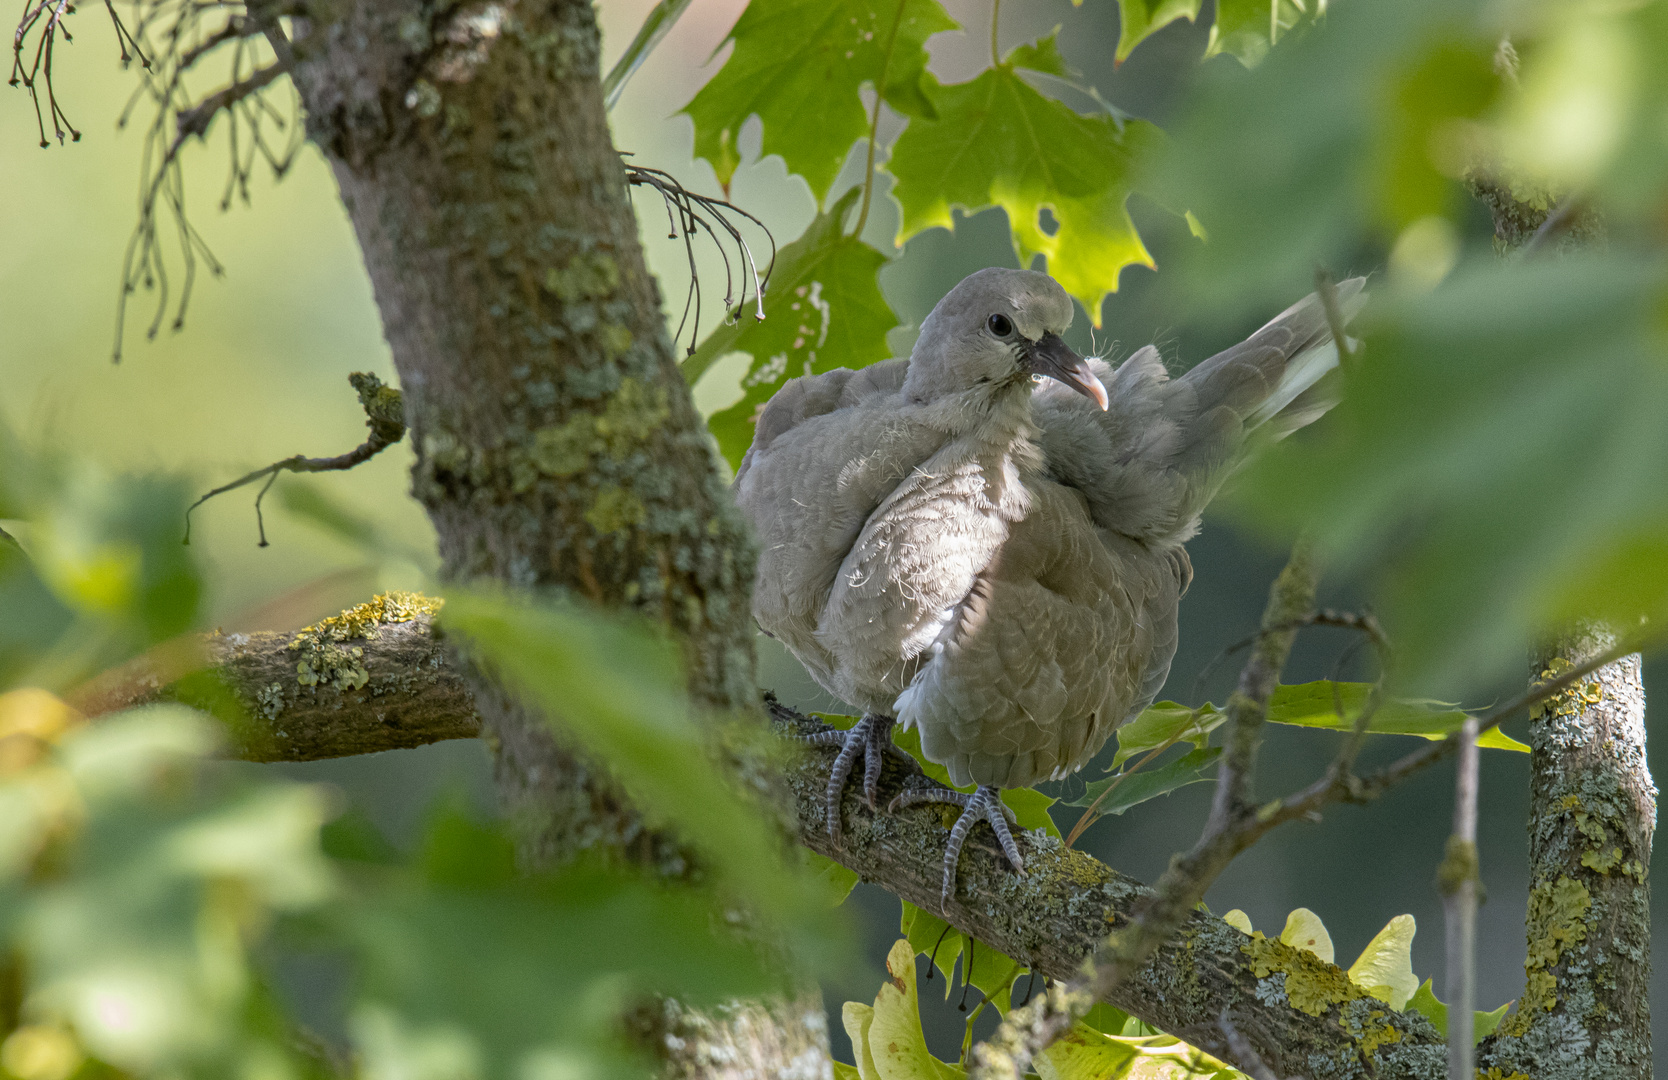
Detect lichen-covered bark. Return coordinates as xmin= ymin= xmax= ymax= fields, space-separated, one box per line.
xmin=263 ymin=0 xmax=818 ymax=1071
xmin=1479 ymin=630 xmax=1654 ymax=1080
xmin=91 ymin=621 xmax=1452 ymax=1076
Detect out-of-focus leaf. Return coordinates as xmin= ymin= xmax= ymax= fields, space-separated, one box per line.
xmin=806 ymin=850 xmax=861 ymax=904
xmin=439 ymin=592 xmax=831 ymax=940
xmin=887 ymin=45 xmax=1164 ymax=323
xmin=1114 ymin=0 xmax=1201 ymax=65
xmin=1265 ymin=682 xmax=1528 ymax=752
xmin=338 ymin=854 xmax=771 ymax=1079
xmin=1066 ymin=747 xmax=1220 ymax=814
xmin=0 ymin=531 xmax=76 ymax=689
xmin=1206 ymin=0 xmax=1314 ymax=67
xmin=1407 ymin=978 xmax=1512 ymax=1044
xmin=322 ymin=806 xmax=404 ymax=865
xmin=1233 ymin=255 xmax=1668 ymax=689
xmin=1279 ymin=907 xmax=1333 ymax=964
xmin=1157 ymin=0 xmax=1499 ymax=315
xmin=686 ymin=188 xmax=900 ymax=469
xmin=1111 ymin=701 xmax=1225 ymax=769
xmin=1346 ymin=914 xmax=1418 ymax=1010
xmin=683 ymin=0 xmax=957 ymax=199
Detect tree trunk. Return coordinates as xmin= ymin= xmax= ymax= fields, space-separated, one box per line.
xmin=1480 ymin=628 xmax=1654 ymax=1078
xmin=1466 ymin=185 xmax=1653 ymax=1077
xmin=273 ymin=0 xmax=828 ymax=1071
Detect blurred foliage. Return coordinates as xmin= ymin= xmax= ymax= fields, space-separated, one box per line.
xmin=1155 ymin=0 xmax=1668 ymax=688
xmin=0 ymin=442 xmax=824 ymax=1080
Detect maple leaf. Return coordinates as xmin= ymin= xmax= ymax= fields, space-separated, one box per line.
xmin=683 ymin=0 xmax=958 ymax=201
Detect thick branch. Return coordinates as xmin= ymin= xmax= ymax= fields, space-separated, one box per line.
xmin=96 ymin=617 xmax=1451 ymax=1077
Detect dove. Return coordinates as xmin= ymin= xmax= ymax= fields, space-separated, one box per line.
xmin=734 ymin=267 xmax=1364 ymax=903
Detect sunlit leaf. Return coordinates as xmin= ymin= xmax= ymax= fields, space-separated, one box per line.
xmin=887 ymin=45 xmax=1163 ymax=323
xmin=1346 ymin=914 xmax=1418 ymax=1010
xmin=841 ymin=1001 xmax=881 ymax=1080
xmin=865 ymin=940 xmax=964 ymax=1079
xmin=1036 ymin=1023 xmax=1139 ymax=1080
xmin=1065 ymin=746 xmax=1220 ymax=814
xmin=1264 ymin=682 xmax=1528 ymax=752
xmin=1406 ymin=978 xmax=1512 ymax=1044
xmin=1221 ymin=909 xmax=1253 ymax=935
xmin=1111 ymin=702 xmax=1225 ymax=769
xmin=1278 ymin=907 xmax=1333 ymax=964
xmin=684 ymin=0 xmax=957 ymax=199
xmin=686 ymin=188 xmax=900 ymax=469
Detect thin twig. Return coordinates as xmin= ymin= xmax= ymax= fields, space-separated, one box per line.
xmin=183 ymin=373 xmax=405 ymax=546
xmin=1439 ymin=717 xmax=1479 ymax=1080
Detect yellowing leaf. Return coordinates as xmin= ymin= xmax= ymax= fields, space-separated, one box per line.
xmin=1222 ymin=909 xmax=1253 ymax=935
xmin=842 ymin=1002 xmax=881 ymax=1080
xmin=1036 ymin=1023 xmax=1139 ymax=1080
xmin=686 ymin=188 xmax=900 ymax=469
xmin=869 ymin=940 xmax=963 ymax=1080
xmin=1347 ymin=914 xmax=1418 ymax=1010
xmin=887 ymin=51 xmax=1162 ymax=323
xmin=684 ymin=0 xmax=957 ymax=199
xmin=1280 ymin=907 xmax=1334 ymax=965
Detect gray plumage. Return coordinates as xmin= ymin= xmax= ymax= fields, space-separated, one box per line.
xmin=735 ymin=267 xmax=1364 ymax=898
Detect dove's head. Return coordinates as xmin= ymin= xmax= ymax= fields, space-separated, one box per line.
xmin=902 ymin=267 xmax=1108 ymax=414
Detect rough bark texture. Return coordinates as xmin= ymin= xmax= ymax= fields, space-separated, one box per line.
xmin=264 ymin=0 xmax=817 ymax=1070
xmin=1467 ymin=184 xmax=1653 ymax=1080
xmin=101 ymin=625 xmax=1454 ymax=1077
xmin=1479 ymin=631 xmax=1654 ymax=1080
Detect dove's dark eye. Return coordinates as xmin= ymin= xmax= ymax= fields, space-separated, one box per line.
xmin=987 ymin=313 xmax=1014 ymax=337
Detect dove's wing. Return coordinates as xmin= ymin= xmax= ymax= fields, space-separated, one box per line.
xmin=1034 ymin=278 xmax=1367 ymax=546
xmin=733 ymin=360 xmax=947 ymax=706
xmin=892 ymin=480 xmax=1187 ymax=789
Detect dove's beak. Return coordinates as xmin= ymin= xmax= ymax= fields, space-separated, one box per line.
xmin=1026 ymin=332 xmax=1109 ymax=411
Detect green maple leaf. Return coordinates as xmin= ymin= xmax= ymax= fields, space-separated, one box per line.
xmin=1114 ymin=0 xmax=1204 ymax=64
xmin=683 ymin=0 xmax=958 ymax=200
xmin=1207 ymin=0 xmax=1315 ymax=66
xmin=685 ymin=189 xmax=900 ymax=468
xmin=887 ymin=42 xmax=1162 ymax=323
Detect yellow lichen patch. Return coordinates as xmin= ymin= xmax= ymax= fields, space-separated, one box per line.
xmin=1498 ymin=874 xmax=1593 ymax=1035
xmin=1581 ymin=846 xmax=1624 ymax=874
xmin=1241 ymin=932 xmax=1368 ymax=1017
xmin=288 ymin=592 xmax=442 ymax=692
xmin=1348 ymin=1009 xmax=1402 ymax=1058
xmin=1528 ymin=658 xmax=1601 ymax=721
xmin=1479 ymin=1069 xmax=1532 ymax=1080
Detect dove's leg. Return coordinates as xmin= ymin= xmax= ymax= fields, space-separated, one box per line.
xmin=889 ymin=784 xmax=1024 ymax=906
xmin=798 ymin=713 xmax=918 ymax=839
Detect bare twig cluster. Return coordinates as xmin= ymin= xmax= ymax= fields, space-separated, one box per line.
xmin=625 ymin=159 xmax=776 ymax=357
xmin=184 ymin=371 xmax=405 ymax=546
xmin=10 ymin=0 xmax=302 ymax=358
xmin=969 ymin=540 xmax=1643 ymax=1079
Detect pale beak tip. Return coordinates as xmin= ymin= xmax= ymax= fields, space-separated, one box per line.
xmin=1088 ymin=376 xmax=1109 ymax=411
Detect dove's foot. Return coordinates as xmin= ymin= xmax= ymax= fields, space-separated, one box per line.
xmin=889 ymin=784 xmax=1024 ymax=908
xmin=798 ymin=713 xmax=917 ymax=840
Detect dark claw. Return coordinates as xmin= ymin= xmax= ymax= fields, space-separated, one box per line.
xmin=796 ymin=713 xmax=901 ymax=840
xmin=891 ymin=784 xmax=1024 ymax=908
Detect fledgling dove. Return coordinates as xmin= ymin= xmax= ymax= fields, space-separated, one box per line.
xmin=735 ymin=267 xmax=1364 ymax=903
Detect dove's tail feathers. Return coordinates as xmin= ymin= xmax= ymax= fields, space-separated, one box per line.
xmin=1033 ymin=278 xmax=1367 ymax=547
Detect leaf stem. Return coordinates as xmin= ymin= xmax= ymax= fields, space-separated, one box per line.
xmin=853 ymin=0 xmax=909 ymax=239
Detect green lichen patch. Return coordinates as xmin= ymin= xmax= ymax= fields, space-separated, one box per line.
xmin=544 ymin=251 xmax=620 ymax=303
xmin=523 ymin=377 xmax=672 ymax=488
xmin=586 ymin=485 xmax=647 ymax=533
xmin=288 ymin=592 xmax=443 ymax=691
xmin=1241 ymin=932 xmax=1368 ymax=1017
